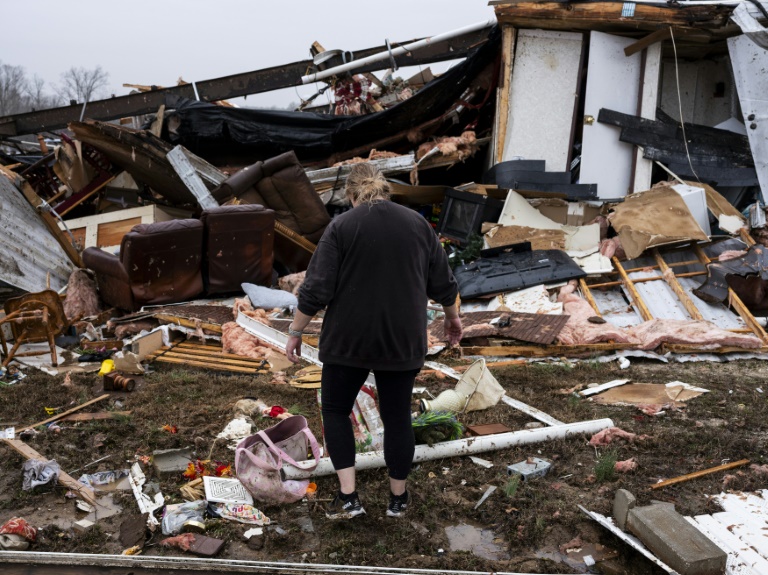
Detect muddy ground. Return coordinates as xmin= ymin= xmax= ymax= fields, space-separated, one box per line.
xmin=1 ymin=354 xmax=766 ymax=574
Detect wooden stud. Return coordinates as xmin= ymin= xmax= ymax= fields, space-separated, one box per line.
xmin=156 ymin=351 xmax=266 ymax=369
xmin=462 ymin=343 xmax=635 ymax=358
xmin=740 ymin=228 xmax=756 ymax=247
xmin=579 ymin=278 xmax=602 ymax=317
xmin=612 ymin=256 xmax=653 ymax=321
xmin=692 ymin=243 xmax=768 ymax=343
xmin=150 ymin=355 xmax=268 ymax=374
xmin=652 ymin=249 xmax=703 ymax=320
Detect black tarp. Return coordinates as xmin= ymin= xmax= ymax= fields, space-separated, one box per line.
xmin=164 ymin=26 xmax=499 ymax=165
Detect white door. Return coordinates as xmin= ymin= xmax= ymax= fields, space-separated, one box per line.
xmin=580 ymin=32 xmax=642 ymax=199
xmin=503 ymin=29 xmax=584 ymax=172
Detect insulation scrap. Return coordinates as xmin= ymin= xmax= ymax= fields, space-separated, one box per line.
xmin=626 ymin=319 xmax=763 ymax=351
xmin=599 ymin=237 xmax=625 ymax=260
xmin=718 ymin=249 xmax=748 ymax=262
xmin=233 ymin=297 xmax=253 ymax=318
xmin=241 ymin=308 xmax=271 ymax=326
xmin=221 ymin=322 xmax=270 ymax=360
xmin=750 ymin=463 xmax=768 ymax=477
xmin=160 ymin=532 xmax=196 ymax=551
xmin=63 ymin=269 xmax=101 ymax=321
xmin=588 ymin=427 xmax=647 ymax=447
xmin=636 ymin=404 xmax=668 ymax=416
xmin=559 ymin=536 xmax=583 ymax=553
xmin=114 ymin=320 xmax=157 ymax=340
xmin=556 ymin=282 xmax=638 ymax=346
xmin=270 ymin=371 xmax=290 ymax=385
xmin=415 ymin=131 xmax=477 ymax=162
xmin=332 ymin=149 xmax=401 ymax=167
xmin=278 ymin=271 xmax=306 ymax=296
xmin=614 ymin=458 xmax=638 ymax=473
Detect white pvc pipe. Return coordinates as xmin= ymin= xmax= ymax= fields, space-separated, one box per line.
xmin=300 ymin=19 xmax=496 ymax=84
xmin=284 ymin=418 xmax=614 ymax=479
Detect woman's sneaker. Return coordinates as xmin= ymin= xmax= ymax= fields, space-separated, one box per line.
xmin=326 ymin=491 xmax=366 ymax=520
xmin=386 ymin=490 xmax=410 ymax=517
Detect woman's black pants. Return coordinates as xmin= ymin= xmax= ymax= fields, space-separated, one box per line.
xmin=321 ymin=363 xmax=418 ymax=481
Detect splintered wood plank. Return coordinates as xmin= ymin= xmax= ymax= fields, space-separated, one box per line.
xmin=153 ymin=314 xmax=223 ymax=334
xmin=652 ymin=249 xmax=703 ymax=321
xmin=158 ymin=351 xmax=265 ymax=369
xmin=1 ymin=439 xmax=96 ymax=505
xmin=651 ymin=459 xmax=750 ymax=490
xmin=495 ymin=25 xmax=516 ymax=164
xmin=613 ymin=256 xmax=653 ymax=321
xmin=24 ymin=394 xmax=111 ymax=430
xmin=579 ymin=278 xmax=602 ymax=317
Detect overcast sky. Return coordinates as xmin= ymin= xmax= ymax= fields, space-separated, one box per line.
xmin=3 ymin=1 xmax=495 ymax=109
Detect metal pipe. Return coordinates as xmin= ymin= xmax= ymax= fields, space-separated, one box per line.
xmin=284 ymin=418 xmax=614 ymax=479
xmin=301 ymin=19 xmax=496 ymax=84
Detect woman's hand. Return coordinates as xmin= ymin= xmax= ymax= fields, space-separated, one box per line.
xmin=444 ymin=317 xmax=463 ymax=346
xmin=285 ymin=335 xmax=303 ymax=364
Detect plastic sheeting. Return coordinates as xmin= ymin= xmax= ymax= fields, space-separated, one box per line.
xmin=164 ymin=27 xmax=499 ymax=164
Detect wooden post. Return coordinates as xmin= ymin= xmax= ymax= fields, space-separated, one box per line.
xmin=612 ymin=256 xmax=653 ymax=321
xmin=652 ymin=249 xmax=703 ymax=320
xmin=495 ymin=25 xmax=516 ymax=164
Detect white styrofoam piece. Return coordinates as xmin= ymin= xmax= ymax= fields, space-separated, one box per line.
xmin=503 ymin=29 xmax=584 ymax=171
xmin=581 ymin=32 xmax=642 ymax=199
xmin=203 ymin=476 xmax=254 ymax=506
xmin=720 ymin=214 xmax=746 ymax=235
xmin=128 ymin=463 xmax=164 ymax=527
xmin=687 ymin=515 xmax=762 ymax=575
xmin=729 ymin=34 xmax=768 ymax=203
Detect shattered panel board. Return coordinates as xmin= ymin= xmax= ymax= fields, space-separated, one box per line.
xmin=429 ymin=311 xmax=569 ymax=345
xmin=203 ymin=476 xmax=253 ymax=505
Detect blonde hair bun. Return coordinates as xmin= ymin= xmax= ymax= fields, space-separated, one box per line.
xmin=345 ymin=162 xmax=390 ymax=205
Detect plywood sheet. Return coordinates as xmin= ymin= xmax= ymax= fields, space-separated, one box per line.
xmin=502 ymin=29 xmax=583 ymax=171
xmin=429 ymin=310 xmax=569 ymax=345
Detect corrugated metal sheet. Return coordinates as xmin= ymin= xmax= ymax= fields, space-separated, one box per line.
xmin=0 ymin=175 xmax=74 ymax=293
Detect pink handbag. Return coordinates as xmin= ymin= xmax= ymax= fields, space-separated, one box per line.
xmin=235 ymin=415 xmax=321 ymax=505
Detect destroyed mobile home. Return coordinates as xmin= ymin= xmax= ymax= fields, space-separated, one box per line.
xmin=1 ymin=1 xmax=768 ymax=573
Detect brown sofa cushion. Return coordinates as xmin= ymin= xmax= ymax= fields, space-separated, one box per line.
xmin=201 ymin=204 xmax=275 ymax=295
xmin=121 ymin=219 xmax=204 ymax=306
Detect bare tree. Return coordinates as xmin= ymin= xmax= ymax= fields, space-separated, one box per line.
xmin=0 ymin=61 xmax=29 ymax=116
xmin=60 ymin=65 xmax=110 ymax=104
xmin=26 ymin=75 xmax=62 ymax=111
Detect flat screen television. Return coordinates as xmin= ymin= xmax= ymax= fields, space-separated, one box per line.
xmin=436 ymin=189 xmax=505 ymax=245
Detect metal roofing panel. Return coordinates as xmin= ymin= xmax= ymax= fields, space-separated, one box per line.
xmin=0 ymin=175 xmax=74 ymax=293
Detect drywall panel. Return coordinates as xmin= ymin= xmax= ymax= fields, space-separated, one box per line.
xmin=502 ymin=29 xmax=584 ymax=171
xmin=728 ymin=35 xmax=768 ymax=203
xmin=580 ymin=32 xmax=642 ymax=199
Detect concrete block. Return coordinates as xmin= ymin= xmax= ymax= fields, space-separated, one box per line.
xmin=152 ymin=447 xmax=193 ymax=475
xmin=627 ymin=504 xmax=726 ymax=575
xmin=507 ymin=457 xmax=551 ymax=481
xmin=613 ymin=489 xmax=636 ymax=531
xmin=73 ymin=519 xmax=95 ymax=534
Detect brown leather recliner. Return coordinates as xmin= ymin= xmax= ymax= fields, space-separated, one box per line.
xmin=200 ymin=204 xmax=275 ymax=295
xmin=212 ymin=150 xmax=329 ymax=243
xmin=83 ymin=219 xmax=205 ymax=311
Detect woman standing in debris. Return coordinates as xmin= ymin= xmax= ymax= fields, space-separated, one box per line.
xmin=286 ymin=163 xmax=462 ymax=520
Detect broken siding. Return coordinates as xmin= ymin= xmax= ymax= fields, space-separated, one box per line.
xmin=0 ymin=175 xmax=74 ymax=293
